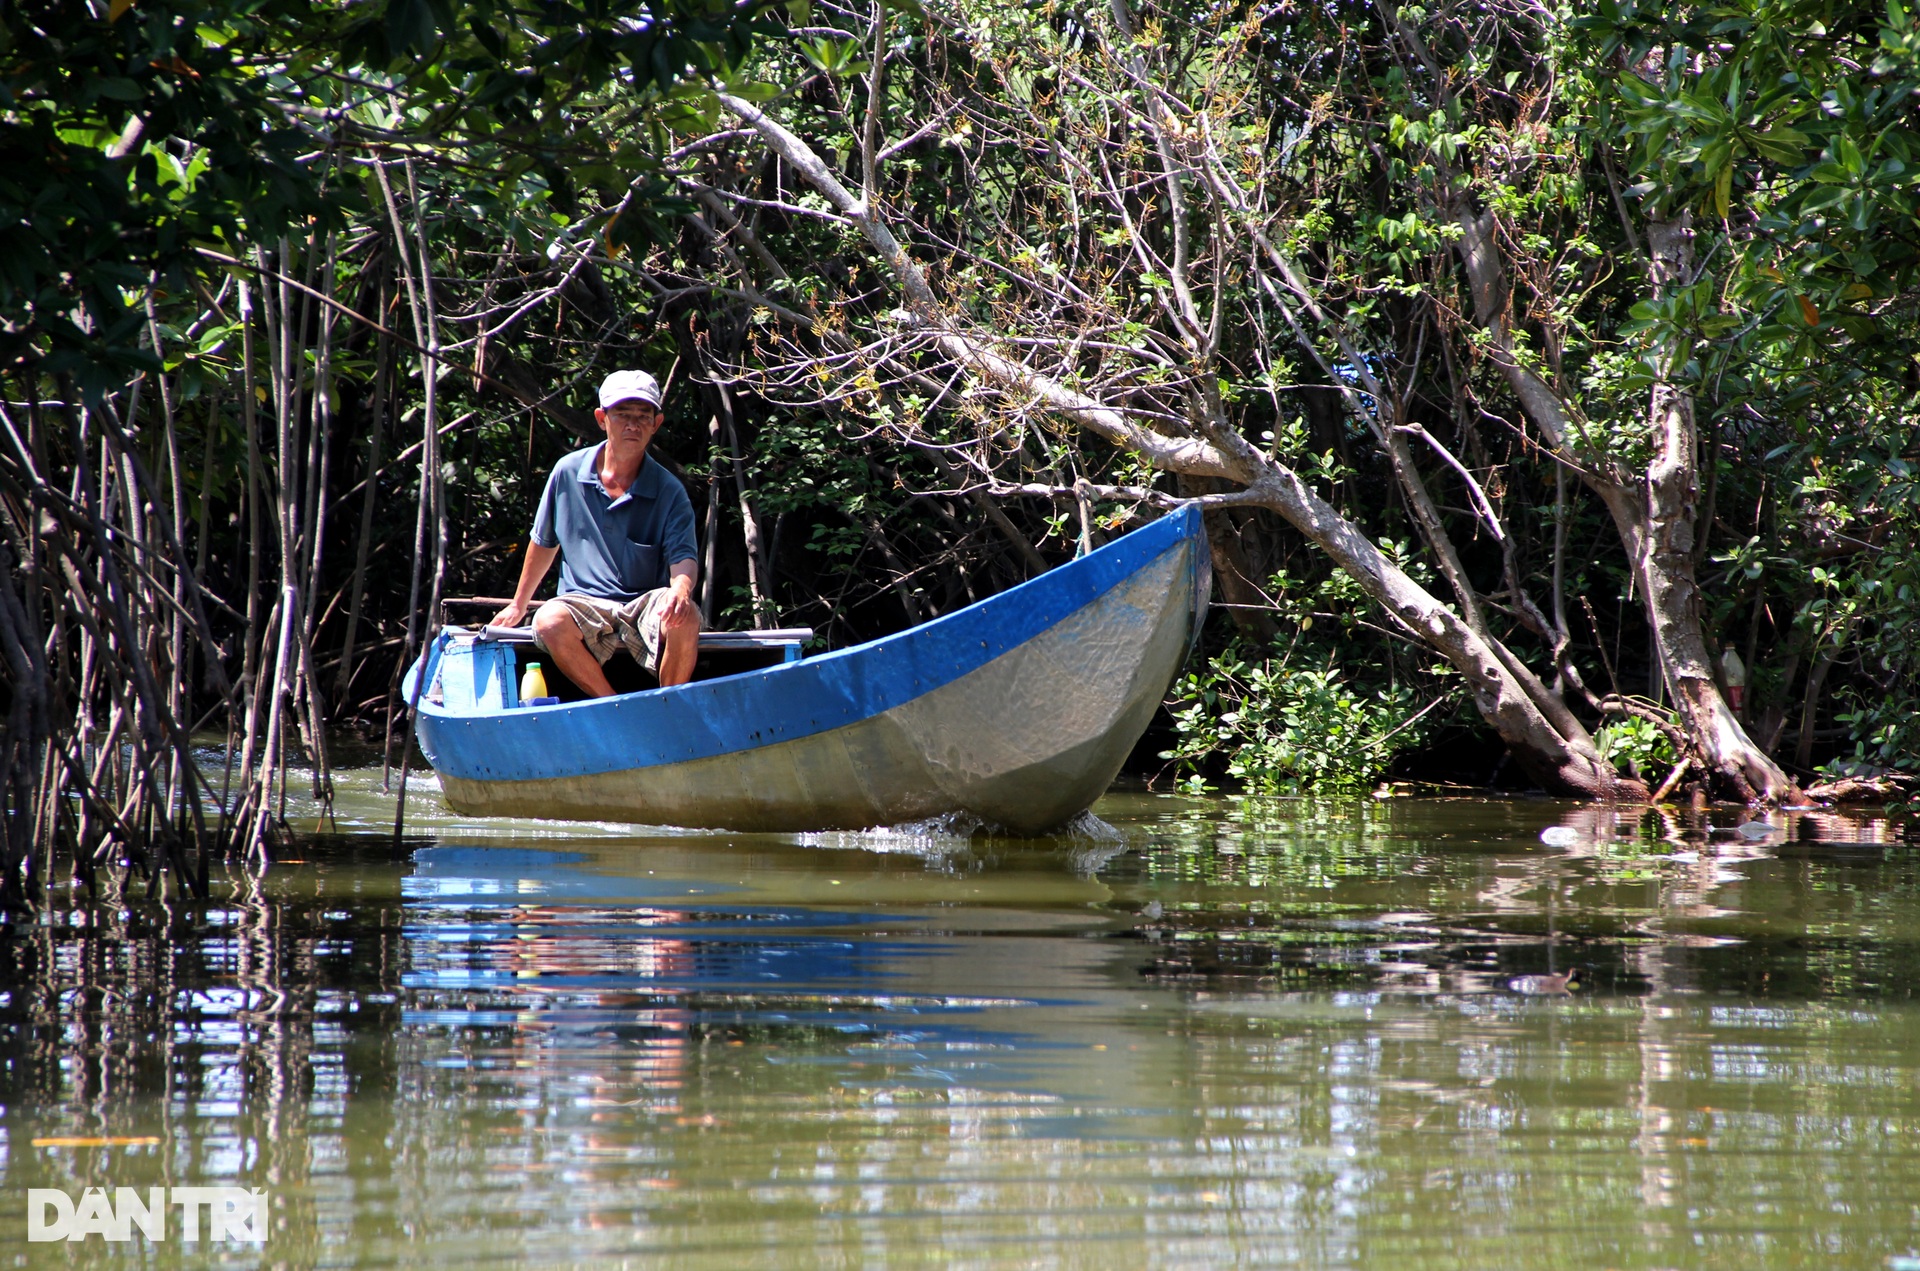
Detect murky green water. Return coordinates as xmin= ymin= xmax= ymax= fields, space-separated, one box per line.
xmin=3 ymin=770 xmax=1919 ymax=1267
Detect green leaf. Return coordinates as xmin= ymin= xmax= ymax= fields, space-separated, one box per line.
xmin=1698 ymin=135 xmax=1733 ymax=177
xmin=1748 ymin=126 xmax=1810 ymax=165
xmin=1838 ymin=134 xmax=1866 ymax=174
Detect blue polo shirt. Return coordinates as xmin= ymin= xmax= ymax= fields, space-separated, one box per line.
xmin=530 ymin=445 xmax=699 ymax=602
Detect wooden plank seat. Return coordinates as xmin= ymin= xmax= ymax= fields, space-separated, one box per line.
xmin=437 ymin=602 xmax=812 ymax=660
xmin=473 ymin=623 xmax=813 ymax=658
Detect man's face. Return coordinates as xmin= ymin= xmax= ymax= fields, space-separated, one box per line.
xmin=597 ymin=399 xmax=661 ymax=446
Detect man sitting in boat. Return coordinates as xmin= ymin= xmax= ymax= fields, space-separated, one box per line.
xmin=490 ymin=369 xmax=701 ymax=694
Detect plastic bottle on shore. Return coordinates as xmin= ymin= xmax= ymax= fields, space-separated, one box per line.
xmin=520 ymin=662 xmax=549 ymax=705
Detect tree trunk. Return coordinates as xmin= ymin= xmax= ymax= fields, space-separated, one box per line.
xmin=1795 ymin=645 xmax=1838 ymax=772
xmin=1599 ymin=477 xmax=1795 ymax=801
xmin=1454 ymin=206 xmax=1797 ymax=803
xmin=718 ymin=385 xmax=773 ymax=628
xmin=1617 ymin=216 xmax=1797 ymax=802
xmin=1176 ymin=475 xmax=1278 ymax=644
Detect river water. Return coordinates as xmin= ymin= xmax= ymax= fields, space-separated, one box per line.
xmin=2 ymin=769 xmax=1918 ymax=1268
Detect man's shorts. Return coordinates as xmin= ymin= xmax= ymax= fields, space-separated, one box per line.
xmin=534 ymin=590 xmax=699 ymax=674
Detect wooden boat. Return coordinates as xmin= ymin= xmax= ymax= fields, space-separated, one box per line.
xmin=404 ymin=504 xmax=1209 ymax=834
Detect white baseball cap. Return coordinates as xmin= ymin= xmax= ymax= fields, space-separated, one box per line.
xmin=597 ymin=369 xmax=663 ymax=409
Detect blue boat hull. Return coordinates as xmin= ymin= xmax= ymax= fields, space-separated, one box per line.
xmin=408 ymin=505 xmax=1208 ymax=834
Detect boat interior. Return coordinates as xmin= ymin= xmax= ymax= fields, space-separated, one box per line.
xmin=434 ymin=623 xmax=815 ymax=707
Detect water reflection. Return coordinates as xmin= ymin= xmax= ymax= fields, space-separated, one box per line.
xmin=0 ymin=792 xmax=1917 ymax=1267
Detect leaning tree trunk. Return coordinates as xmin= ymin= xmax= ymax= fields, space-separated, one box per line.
xmin=1236 ymin=463 xmax=1643 ymax=798
xmin=719 ymin=93 xmax=1644 ymax=802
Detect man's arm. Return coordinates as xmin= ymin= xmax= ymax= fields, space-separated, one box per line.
xmin=491 ymin=542 xmax=559 ymax=627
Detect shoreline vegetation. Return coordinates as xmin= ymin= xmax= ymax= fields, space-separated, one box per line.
xmin=4 ymin=0 xmax=1918 ymax=906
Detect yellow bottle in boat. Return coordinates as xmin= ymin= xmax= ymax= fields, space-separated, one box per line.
xmin=519 ymin=662 xmax=549 ymax=705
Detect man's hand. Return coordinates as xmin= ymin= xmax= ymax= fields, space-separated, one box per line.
xmin=656 ymin=561 xmax=701 ymax=687
xmin=662 ymin=559 xmax=699 ymax=631
xmin=495 ymin=543 xmax=559 ymax=628
xmin=658 ymin=589 xmax=695 ymax=630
